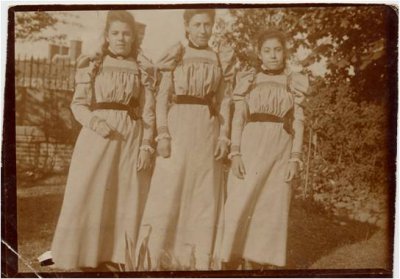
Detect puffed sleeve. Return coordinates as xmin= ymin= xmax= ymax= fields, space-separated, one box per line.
xmin=70 ymin=55 xmax=99 ymax=129
xmin=216 ymin=43 xmax=236 ymax=142
xmin=137 ymin=52 xmax=156 ymax=149
xmin=154 ymin=42 xmax=184 ymax=140
xmin=289 ymin=72 xmax=309 ymax=162
xmin=229 ymin=69 xmax=256 ymax=157
xmin=288 ymin=72 xmax=310 ymax=106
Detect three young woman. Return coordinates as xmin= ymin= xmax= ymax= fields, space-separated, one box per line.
xmin=47 ymin=9 xmax=308 ymax=272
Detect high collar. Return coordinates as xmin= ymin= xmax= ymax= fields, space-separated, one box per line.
xmin=106 ymin=48 xmax=128 ymax=60
xmin=187 ymin=38 xmax=209 ymax=50
xmin=260 ymin=64 xmax=285 ymax=75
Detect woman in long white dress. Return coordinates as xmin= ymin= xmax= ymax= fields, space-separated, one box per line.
xmin=218 ymin=29 xmax=309 ymax=269
xmin=47 ymin=11 xmax=155 ymax=271
xmin=135 ymin=9 xmax=235 ymax=271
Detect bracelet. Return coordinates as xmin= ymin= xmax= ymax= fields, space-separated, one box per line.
xmin=218 ymin=136 xmax=231 ymax=146
xmin=155 ymin=133 xmax=171 ymax=142
xmin=228 ymin=151 xmax=242 ymax=160
xmin=139 ymin=145 xmax=155 ymax=154
xmin=288 ymin=157 xmax=304 ymax=171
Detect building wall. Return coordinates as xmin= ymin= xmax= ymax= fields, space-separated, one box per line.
xmin=16 ymin=126 xmax=74 ymax=174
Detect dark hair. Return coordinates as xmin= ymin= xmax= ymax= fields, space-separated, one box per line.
xmin=183 ymin=9 xmax=216 ymax=26
xmin=101 ymin=10 xmax=140 ymax=59
xmin=256 ymin=28 xmax=287 ymax=59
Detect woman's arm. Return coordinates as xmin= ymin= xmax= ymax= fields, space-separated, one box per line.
xmin=228 ymin=69 xmax=255 ymax=158
xmin=229 ymin=97 xmax=248 ymax=179
xmin=288 ymin=72 xmax=309 ymax=169
xmin=71 ymin=56 xmax=117 ymax=138
xmin=216 ymin=43 xmax=236 ymax=145
xmin=154 ymin=43 xmax=184 ymax=142
xmin=139 ymin=79 xmax=156 ymax=150
xmin=290 ymin=103 xmax=305 ymax=165
xmin=155 ymin=71 xmax=173 ymax=140
xmin=70 ymin=57 xmax=113 ymax=138
xmin=70 ymin=61 xmax=96 ymax=128
xmin=229 ymin=97 xmax=248 ymax=157
xmin=138 ymin=54 xmax=156 ymax=151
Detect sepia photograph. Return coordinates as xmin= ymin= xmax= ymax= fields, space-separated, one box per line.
xmin=2 ymin=3 xmax=397 ymax=277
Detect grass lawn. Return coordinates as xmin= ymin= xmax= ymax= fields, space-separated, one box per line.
xmin=16 ymin=175 xmax=391 ymax=274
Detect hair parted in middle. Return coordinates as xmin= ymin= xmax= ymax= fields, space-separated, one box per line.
xmin=256 ymin=28 xmax=288 ymax=60
xmin=183 ymin=9 xmax=216 ymax=26
xmin=100 ymin=10 xmax=140 ymax=59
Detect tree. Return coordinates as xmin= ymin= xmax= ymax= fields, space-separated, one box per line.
xmin=15 ymin=11 xmax=82 ymax=42
xmin=217 ymin=6 xmax=396 ymax=224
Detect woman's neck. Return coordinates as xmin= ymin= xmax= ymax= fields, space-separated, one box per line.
xmin=261 ymin=64 xmax=285 ymax=75
xmin=188 ymin=37 xmax=208 ymax=50
xmin=106 ymin=47 xmax=128 ymax=59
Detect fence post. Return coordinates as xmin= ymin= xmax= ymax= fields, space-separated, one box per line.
xmin=16 ymin=55 xmax=20 ymax=86
xmin=41 ymin=58 xmax=46 ymax=89
xmin=22 ymin=55 xmax=27 ymax=87
xmin=67 ymin=58 xmax=70 ymax=90
xmin=61 ymin=57 xmax=65 ymax=90
xmin=29 ymin=56 xmax=33 ymax=88
xmin=55 ymin=60 xmax=59 ymax=90
xmin=48 ymin=56 xmax=53 ymax=89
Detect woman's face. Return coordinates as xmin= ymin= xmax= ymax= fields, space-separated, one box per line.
xmin=259 ymin=38 xmax=285 ymax=70
xmin=186 ymin=13 xmax=213 ymax=47
xmin=106 ymin=20 xmax=134 ymax=57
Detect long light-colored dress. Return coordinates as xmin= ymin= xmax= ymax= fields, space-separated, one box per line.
xmin=135 ymin=40 xmax=235 ymax=271
xmin=50 ymin=53 xmax=155 ymax=270
xmin=218 ymin=69 xmax=307 ymax=267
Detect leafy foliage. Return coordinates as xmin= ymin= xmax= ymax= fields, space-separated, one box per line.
xmin=15 ymin=11 xmax=82 ymax=42
xmin=219 ymin=6 xmax=395 ymax=224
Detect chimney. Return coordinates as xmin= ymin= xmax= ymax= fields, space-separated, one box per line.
xmin=48 ymin=44 xmax=60 ymax=61
xmin=69 ymin=40 xmax=82 ymax=61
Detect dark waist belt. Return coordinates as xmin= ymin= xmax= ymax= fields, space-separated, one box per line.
xmin=249 ymin=113 xmax=284 ymax=123
xmin=172 ymin=95 xmax=216 ymax=117
xmin=249 ymin=112 xmax=293 ymax=134
xmin=92 ymin=101 xmax=141 ymax=120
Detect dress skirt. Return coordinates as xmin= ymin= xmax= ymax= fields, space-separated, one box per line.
xmin=51 ymin=110 xmax=151 ymax=270
xmin=219 ymin=121 xmax=292 ymax=267
xmin=136 ymin=104 xmax=224 ymax=271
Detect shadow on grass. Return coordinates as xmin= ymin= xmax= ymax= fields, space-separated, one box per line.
xmin=286 ymin=198 xmax=379 ymax=269
xmin=17 ymin=190 xmax=66 ymax=273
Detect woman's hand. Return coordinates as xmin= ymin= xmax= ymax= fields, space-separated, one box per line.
xmin=214 ymin=140 xmax=229 ymax=160
xmin=157 ymin=138 xmax=171 ymax=158
xmin=231 ymin=155 xmax=246 ymax=179
xmin=137 ymin=149 xmax=152 ymax=171
xmin=285 ymin=161 xmax=299 ymax=182
xmin=94 ymin=121 xmax=114 ymax=138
